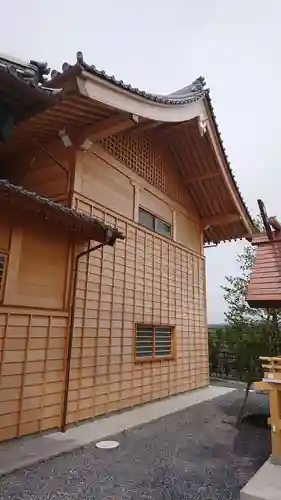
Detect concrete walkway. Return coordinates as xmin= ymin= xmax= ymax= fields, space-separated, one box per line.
xmin=0 ymin=385 xmax=233 ymax=476
xmin=241 ymin=459 xmax=281 ymax=500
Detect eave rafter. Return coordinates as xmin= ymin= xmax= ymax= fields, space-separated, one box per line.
xmin=68 ymin=112 xmax=140 ymax=148
xmin=159 ymin=118 xmax=248 ymax=243
xmin=167 ymin=140 xmax=204 ymax=218
xmin=200 ymin=213 xmax=241 ymax=229
xmin=204 ymin=119 xmax=251 ymax=234
xmin=185 ymin=171 xmax=220 ymax=184
xmin=149 ymin=116 xmax=204 ymax=141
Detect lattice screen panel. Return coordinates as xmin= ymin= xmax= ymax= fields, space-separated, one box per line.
xmin=98 ymin=134 xmax=189 ymax=210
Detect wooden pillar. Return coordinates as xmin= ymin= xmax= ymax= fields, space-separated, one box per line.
xmin=3 ymin=227 xmax=22 ymax=303
xmin=172 ymin=209 xmax=176 ymax=241
xmin=132 ymin=183 xmax=139 ymax=222
xmin=269 ymin=387 xmax=281 ymax=461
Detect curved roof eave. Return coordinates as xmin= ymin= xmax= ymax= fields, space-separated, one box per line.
xmin=48 ymin=51 xmax=254 ymax=234
xmin=50 ymin=51 xmax=208 ymax=122
xmin=51 ymin=51 xmax=208 ymax=105
xmin=77 ymin=71 xmax=207 ymax=122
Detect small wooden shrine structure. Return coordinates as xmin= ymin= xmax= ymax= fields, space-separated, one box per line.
xmin=247 ymin=200 xmax=281 ymax=463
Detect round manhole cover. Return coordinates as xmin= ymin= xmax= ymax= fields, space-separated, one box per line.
xmin=95 ymin=440 xmax=120 ymax=450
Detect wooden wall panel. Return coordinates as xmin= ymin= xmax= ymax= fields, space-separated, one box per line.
xmin=0 ymin=216 xmax=11 ymax=252
xmin=75 ymin=145 xmax=202 ymax=255
xmin=75 ymin=150 xmax=134 ymax=219
xmin=20 ymin=141 xmax=71 ymax=203
xmin=176 ymin=211 xmax=201 ymax=253
xmin=0 ymin=310 xmax=67 ymax=441
xmin=4 ymin=225 xmax=70 ymax=309
xmin=66 ymin=195 xmax=208 ymax=425
xmin=98 ymin=133 xmax=197 ymax=214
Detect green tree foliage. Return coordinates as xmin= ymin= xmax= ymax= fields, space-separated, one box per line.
xmin=222 ymin=244 xmax=266 ymax=325
xmin=209 ymin=217 xmax=281 ymax=423
xmin=222 ymin=216 xmax=267 ymax=325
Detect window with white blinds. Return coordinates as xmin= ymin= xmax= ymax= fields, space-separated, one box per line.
xmin=135 ymin=325 xmax=174 ymax=361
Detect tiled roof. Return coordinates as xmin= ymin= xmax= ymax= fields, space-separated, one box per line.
xmin=247 ymin=215 xmax=281 ymax=308
xmin=0 ymin=54 xmax=61 ymax=98
xmin=50 ymin=52 xmax=208 ymax=105
xmin=0 ymin=179 xmax=123 ymax=243
xmin=50 ymin=52 xmax=254 ymax=231
xmin=246 ymin=237 xmax=281 ymax=308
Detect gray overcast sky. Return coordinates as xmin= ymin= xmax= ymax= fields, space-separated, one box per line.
xmin=1 ymin=0 xmax=280 ymax=322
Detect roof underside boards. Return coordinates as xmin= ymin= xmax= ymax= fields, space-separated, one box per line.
xmin=246 ymin=237 xmax=281 ymax=308
xmin=0 ymin=94 xmax=122 ymax=158
xmin=157 ymin=120 xmax=250 ymax=243
xmin=0 ymin=179 xmax=123 ymax=243
xmin=0 ymin=51 xmax=254 ymax=243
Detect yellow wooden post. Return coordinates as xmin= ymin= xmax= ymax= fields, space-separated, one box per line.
xmin=255 ymin=356 xmax=281 ymax=461
xmin=268 ymin=387 xmax=281 ymax=460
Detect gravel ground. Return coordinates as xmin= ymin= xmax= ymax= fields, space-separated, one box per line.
xmin=0 ymin=389 xmax=271 ymax=500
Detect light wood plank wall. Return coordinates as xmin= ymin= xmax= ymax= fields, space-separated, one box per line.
xmin=67 ymin=140 xmax=208 ymax=424
xmin=0 ymin=217 xmax=71 ymax=441
xmin=0 ymin=309 xmax=68 ymax=441
xmin=67 ymin=194 xmax=208 ymax=424
xmin=0 ymin=131 xmax=209 ymax=439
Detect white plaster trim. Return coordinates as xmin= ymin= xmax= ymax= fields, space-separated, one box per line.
xmin=78 ymin=73 xmax=207 ymax=123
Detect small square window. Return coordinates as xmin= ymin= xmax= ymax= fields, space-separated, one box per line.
xmin=135 ymin=324 xmax=174 ymax=361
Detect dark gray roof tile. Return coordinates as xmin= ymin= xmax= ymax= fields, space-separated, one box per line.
xmin=0 ymin=179 xmax=123 ymax=243
xmin=0 ymin=54 xmax=62 ymax=98
xmin=53 ymin=51 xmax=208 ymax=105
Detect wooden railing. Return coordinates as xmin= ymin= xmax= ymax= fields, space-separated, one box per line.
xmin=256 ymin=356 xmax=281 ymax=463
xmin=260 ymin=356 xmax=281 ymax=381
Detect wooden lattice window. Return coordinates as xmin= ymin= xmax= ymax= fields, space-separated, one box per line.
xmin=139 ymin=207 xmax=172 ymax=238
xmin=99 ymin=134 xmax=190 ymax=212
xmin=0 ymin=253 xmax=7 ymax=300
xmin=99 ymin=135 xmax=167 ymax=193
xmin=135 ymin=325 xmax=175 ymax=361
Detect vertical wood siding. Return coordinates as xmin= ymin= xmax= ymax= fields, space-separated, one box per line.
xmin=66 ymin=195 xmax=208 ymax=424
xmin=0 ymin=216 xmax=72 ymax=441
xmin=0 ymin=310 xmax=68 ymax=441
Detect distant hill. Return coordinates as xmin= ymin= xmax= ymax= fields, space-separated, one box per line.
xmin=208 ymin=323 xmax=227 ymax=330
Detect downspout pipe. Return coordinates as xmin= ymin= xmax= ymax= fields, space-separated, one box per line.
xmin=61 ymin=231 xmax=118 ymax=432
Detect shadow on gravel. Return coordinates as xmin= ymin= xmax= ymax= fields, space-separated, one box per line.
xmin=241 ymin=413 xmax=270 ymax=429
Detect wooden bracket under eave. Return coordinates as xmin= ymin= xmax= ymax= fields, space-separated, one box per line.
xmin=67 ymin=112 xmax=140 ymax=150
